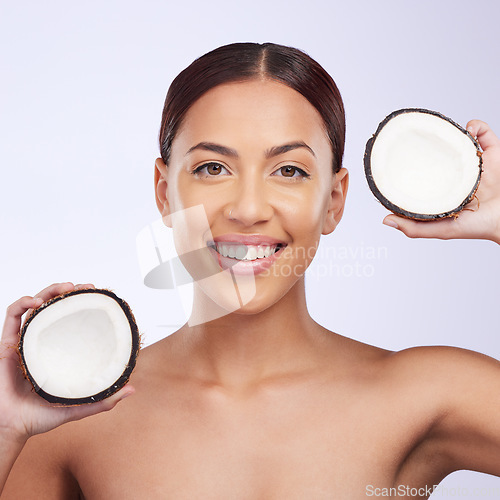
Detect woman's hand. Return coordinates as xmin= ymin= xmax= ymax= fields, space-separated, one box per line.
xmin=383 ymin=120 xmax=500 ymax=244
xmin=0 ymin=282 xmax=134 ymax=443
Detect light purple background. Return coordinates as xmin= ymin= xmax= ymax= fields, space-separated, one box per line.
xmin=1 ymin=0 xmax=499 ymax=494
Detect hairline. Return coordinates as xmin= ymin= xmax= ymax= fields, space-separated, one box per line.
xmin=163 ymin=75 xmax=336 ymax=172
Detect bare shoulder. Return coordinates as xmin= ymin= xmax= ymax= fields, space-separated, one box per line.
xmin=330 ymin=330 xmax=500 ymax=387
xmin=391 ymin=345 xmax=500 ymax=427
xmin=357 ymin=341 xmax=500 ymax=409
xmin=322 ymin=334 xmax=500 ymax=478
xmin=383 ymin=345 xmax=500 ymax=478
xmin=385 ymin=344 xmax=500 ymax=394
xmin=319 ymin=328 xmax=500 ymax=433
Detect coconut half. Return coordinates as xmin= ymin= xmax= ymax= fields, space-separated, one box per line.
xmin=18 ymin=288 xmax=140 ymax=405
xmin=364 ymin=108 xmax=482 ymax=220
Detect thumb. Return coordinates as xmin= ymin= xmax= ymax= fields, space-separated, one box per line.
xmin=383 ymin=214 xmax=462 ymax=240
xmin=57 ymin=385 xmax=135 ymax=425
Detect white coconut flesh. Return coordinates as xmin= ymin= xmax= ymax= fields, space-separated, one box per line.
xmin=22 ymin=293 xmax=133 ymax=400
xmin=369 ymin=112 xmax=480 ymax=215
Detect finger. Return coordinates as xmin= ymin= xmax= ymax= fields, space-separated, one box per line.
xmin=33 ymin=282 xmax=75 ymax=302
xmin=60 ymin=385 xmax=135 ymax=423
xmin=466 ymin=120 xmax=500 ymax=150
xmin=2 ymin=296 xmax=44 ymax=344
xmin=22 ymin=283 xmax=76 ymax=327
xmin=383 ymin=215 xmax=462 ymax=240
xmin=74 ymin=283 xmax=96 ymax=290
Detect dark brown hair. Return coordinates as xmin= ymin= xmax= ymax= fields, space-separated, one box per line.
xmin=159 ymin=42 xmax=345 ymax=173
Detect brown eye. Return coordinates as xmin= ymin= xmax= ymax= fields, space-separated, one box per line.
xmin=193 ymin=162 xmax=228 ymax=176
xmin=280 ymin=166 xmax=297 ymax=177
xmin=206 ymin=163 xmax=222 ymax=175
xmin=274 ymin=165 xmax=310 ymax=179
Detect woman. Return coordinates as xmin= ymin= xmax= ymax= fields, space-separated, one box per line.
xmin=1 ymin=42 xmax=499 ymax=499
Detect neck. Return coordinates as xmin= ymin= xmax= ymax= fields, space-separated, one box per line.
xmin=173 ymin=276 xmax=324 ymax=391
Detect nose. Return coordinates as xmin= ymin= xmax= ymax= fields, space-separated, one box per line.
xmin=226 ymin=173 xmax=273 ymax=226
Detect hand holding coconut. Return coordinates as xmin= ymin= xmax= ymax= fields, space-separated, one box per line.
xmin=0 ymin=283 xmax=134 ymax=494
xmin=379 ymin=119 xmax=500 ymax=243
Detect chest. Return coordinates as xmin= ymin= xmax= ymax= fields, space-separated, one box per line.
xmin=71 ymin=386 xmax=421 ymax=499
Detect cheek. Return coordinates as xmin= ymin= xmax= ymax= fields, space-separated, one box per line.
xmin=280 ymin=182 xmax=330 ymax=234
xmin=274 ymin=187 xmax=330 ymax=275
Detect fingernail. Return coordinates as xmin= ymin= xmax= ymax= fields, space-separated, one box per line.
xmin=383 ymin=218 xmax=399 ymax=229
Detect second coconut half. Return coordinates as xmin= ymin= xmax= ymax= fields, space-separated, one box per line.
xmin=364 ymin=108 xmax=482 ymax=220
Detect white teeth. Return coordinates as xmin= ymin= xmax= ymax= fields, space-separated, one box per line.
xmin=262 ymin=246 xmax=274 ymax=258
xmin=212 ymin=243 xmax=282 ymax=261
xmin=235 ymin=246 xmax=247 ymax=259
xmin=246 ymin=246 xmax=258 ymax=260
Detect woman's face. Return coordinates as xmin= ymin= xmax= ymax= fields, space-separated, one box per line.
xmin=155 ymin=79 xmax=348 ymax=316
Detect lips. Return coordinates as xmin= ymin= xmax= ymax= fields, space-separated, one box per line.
xmin=210 ymin=233 xmax=288 ymax=246
xmin=206 ymin=234 xmax=288 ymax=275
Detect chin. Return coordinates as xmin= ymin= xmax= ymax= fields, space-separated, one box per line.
xmin=191 ymin=275 xmax=298 ymax=324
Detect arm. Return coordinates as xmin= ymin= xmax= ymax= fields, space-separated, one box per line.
xmin=395 ymin=346 xmax=500 ymax=480
xmin=0 ymin=436 xmax=26 ymax=498
xmin=434 ymin=348 xmax=500 ymax=475
xmin=382 ymin=120 xmax=500 ymax=477
xmin=0 ymin=283 xmax=134 ymax=496
xmin=383 ymin=120 xmax=500 ymax=244
xmin=2 ymin=430 xmax=81 ymax=500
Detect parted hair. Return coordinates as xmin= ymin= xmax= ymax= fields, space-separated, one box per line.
xmin=159 ymin=42 xmax=345 ymax=174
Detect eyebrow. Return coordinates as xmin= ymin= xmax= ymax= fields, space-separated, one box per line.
xmin=185 ymin=141 xmax=316 ymax=159
xmin=185 ymin=142 xmax=238 ymax=158
xmin=265 ymin=141 xmax=316 ymax=159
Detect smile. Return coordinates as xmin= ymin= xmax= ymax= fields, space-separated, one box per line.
xmin=206 ymin=240 xmax=287 ymax=275
xmin=208 ymin=242 xmax=285 ymax=261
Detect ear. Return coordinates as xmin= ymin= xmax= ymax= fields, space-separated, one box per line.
xmin=154 ymin=157 xmax=172 ymax=227
xmin=322 ymin=168 xmax=349 ymax=235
